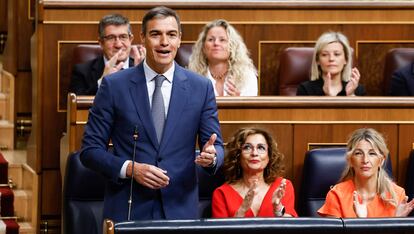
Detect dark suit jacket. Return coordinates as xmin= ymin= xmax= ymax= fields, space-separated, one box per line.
xmin=69 ymin=56 xmax=134 ymax=95
xmin=80 ymin=62 xmax=224 ymax=222
xmin=296 ymin=79 xmax=366 ymax=96
xmin=389 ymin=62 xmax=414 ymax=96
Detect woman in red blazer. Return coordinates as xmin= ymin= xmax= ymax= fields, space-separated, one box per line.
xmin=212 ymin=127 xmax=297 ymax=218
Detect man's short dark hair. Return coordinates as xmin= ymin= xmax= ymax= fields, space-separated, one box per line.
xmin=98 ymin=14 xmax=131 ymax=39
xmin=141 ymin=6 xmax=182 ymax=35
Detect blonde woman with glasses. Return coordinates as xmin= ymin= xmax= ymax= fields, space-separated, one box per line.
xmin=212 ymin=127 xmax=297 ymax=218
xmin=318 ymin=128 xmax=414 ymax=217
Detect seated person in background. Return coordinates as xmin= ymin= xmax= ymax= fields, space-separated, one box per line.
xmin=318 ymin=128 xmax=414 ymax=218
xmin=296 ymin=31 xmax=365 ymax=96
xmin=69 ymin=13 xmax=145 ymax=95
xmin=212 ymin=127 xmax=297 ymax=217
xmin=389 ymin=62 xmax=414 ymax=96
xmin=188 ymin=19 xmax=258 ymax=96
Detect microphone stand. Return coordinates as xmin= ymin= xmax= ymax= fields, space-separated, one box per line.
xmin=127 ymin=126 xmax=139 ymax=221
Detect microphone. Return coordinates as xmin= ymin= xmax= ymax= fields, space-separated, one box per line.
xmin=127 ymin=126 xmax=139 ymax=221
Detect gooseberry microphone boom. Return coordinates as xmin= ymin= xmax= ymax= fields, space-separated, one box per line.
xmin=127 ymin=126 xmax=139 ymax=221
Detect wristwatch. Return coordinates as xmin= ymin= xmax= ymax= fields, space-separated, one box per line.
xmin=208 ymin=154 xmax=217 ymax=167
xmin=274 ymin=205 xmax=285 ymax=217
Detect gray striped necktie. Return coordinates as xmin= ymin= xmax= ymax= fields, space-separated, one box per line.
xmin=151 ymin=75 xmax=166 ymax=143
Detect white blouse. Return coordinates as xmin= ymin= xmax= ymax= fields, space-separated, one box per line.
xmin=206 ymin=69 xmax=258 ymax=96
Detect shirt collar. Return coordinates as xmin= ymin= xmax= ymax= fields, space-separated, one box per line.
xmin=143 ymin=59 xmax=174 ymax=84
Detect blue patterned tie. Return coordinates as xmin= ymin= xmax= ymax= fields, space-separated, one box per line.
xmin=151 ymin=75 xmax=166 ymax=143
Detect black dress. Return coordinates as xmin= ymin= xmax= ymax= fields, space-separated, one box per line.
xmin=296 ymin=79 xmax=366 ymax=96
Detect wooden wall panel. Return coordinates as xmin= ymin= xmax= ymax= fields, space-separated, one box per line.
xmin=259 ymin=42 xmax=314 ymax=95
xmin=15 ymin=71 xmax=32 ymax=113
xmin=58 ymin=42 xmax=95 ymax=111
xmin=17 ymin=0 xmax=33 ymax=70
xmin=0 ymin=0 xmax=6 ymax=32
xmin=35 ymin=0 xmax=414 ymax=225
xmin=397 ymin=125 xmax=414 ymax=187
xmin=41 ymin=170 xmax=61 ymax=215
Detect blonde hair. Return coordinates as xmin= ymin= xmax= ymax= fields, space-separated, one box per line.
xmin=188 ymin=19 xmax=257 ymax=90
xmin=340 ymin=128 xmax=397 ymax=207
xmin=311 ymin=31 xmax=353 ymax=82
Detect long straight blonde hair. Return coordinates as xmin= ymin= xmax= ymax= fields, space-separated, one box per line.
xmin=340 ymin=128 xmax=397 ymax=207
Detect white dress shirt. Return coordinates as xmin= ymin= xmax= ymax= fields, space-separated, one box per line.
xmin=119 ymin=60 xmax=175 ymax=178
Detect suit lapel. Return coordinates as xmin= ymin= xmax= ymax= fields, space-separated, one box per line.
xmin=129 ymin=64 xmax=159 ymax=148
xmin=128 ymin=57 xmax=135 ymax=68
xmin=411 ymin=62 xmax=414 ymax=76
xmin=160 ymin=65 xmax=188 ymax=151
xmin=92 ymin=57 xmax=105 ymax=83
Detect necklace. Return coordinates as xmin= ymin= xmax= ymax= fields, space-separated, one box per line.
xmin=211 ymin=70 xmax=227 ymax=80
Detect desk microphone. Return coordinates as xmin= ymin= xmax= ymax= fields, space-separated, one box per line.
xmin=127 ymin=126 xmax=139 ymax=221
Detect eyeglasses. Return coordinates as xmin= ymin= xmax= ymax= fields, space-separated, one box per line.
xmin=101 ymin=34 xmax=130 ymax=43
xmin=241 ymin=143 xmax=268 ymax=155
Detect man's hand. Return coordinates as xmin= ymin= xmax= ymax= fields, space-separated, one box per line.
xmin=195 ymin=133 xmax=217 ymax=167
xmin=127 ymin=162 xmax=169 ymax=189
xmin=101 ymin=50 xmax=124 ymax=79
xmin=132 ymin=45 xmax=146 ymax=66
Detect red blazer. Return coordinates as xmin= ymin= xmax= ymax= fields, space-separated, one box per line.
xmin=212 ymin=177 xmax=298 ymax=218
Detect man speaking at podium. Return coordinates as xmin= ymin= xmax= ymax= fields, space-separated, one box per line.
xmin=80 ymin=6 xmax=224 ymax=222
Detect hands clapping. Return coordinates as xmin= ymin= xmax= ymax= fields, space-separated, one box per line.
xmin=224 ymin=78 xmax=241 ymax=96
xmin=353 ymin=190 xmax=414 ymax=217
xmin=235 ymin=179 xmax=258 ymax=217
xmin=395 ymin=196 xmax=414 ymax=217
xmin=345 ymin=67 xmax=361 ymax=96
xmin=322 ymin=67 xmax=361 ymax=96
xmin=132 ymin=44 xmax=146 ymax=66
xmin=272 ymin=178 xmax=287 ymax=216
xmin=353 ymin=191 xmax=368 ymax=218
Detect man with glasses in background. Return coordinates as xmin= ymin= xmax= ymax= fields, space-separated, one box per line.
xmin=69 ymin=14 xmax=145 ymax=95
